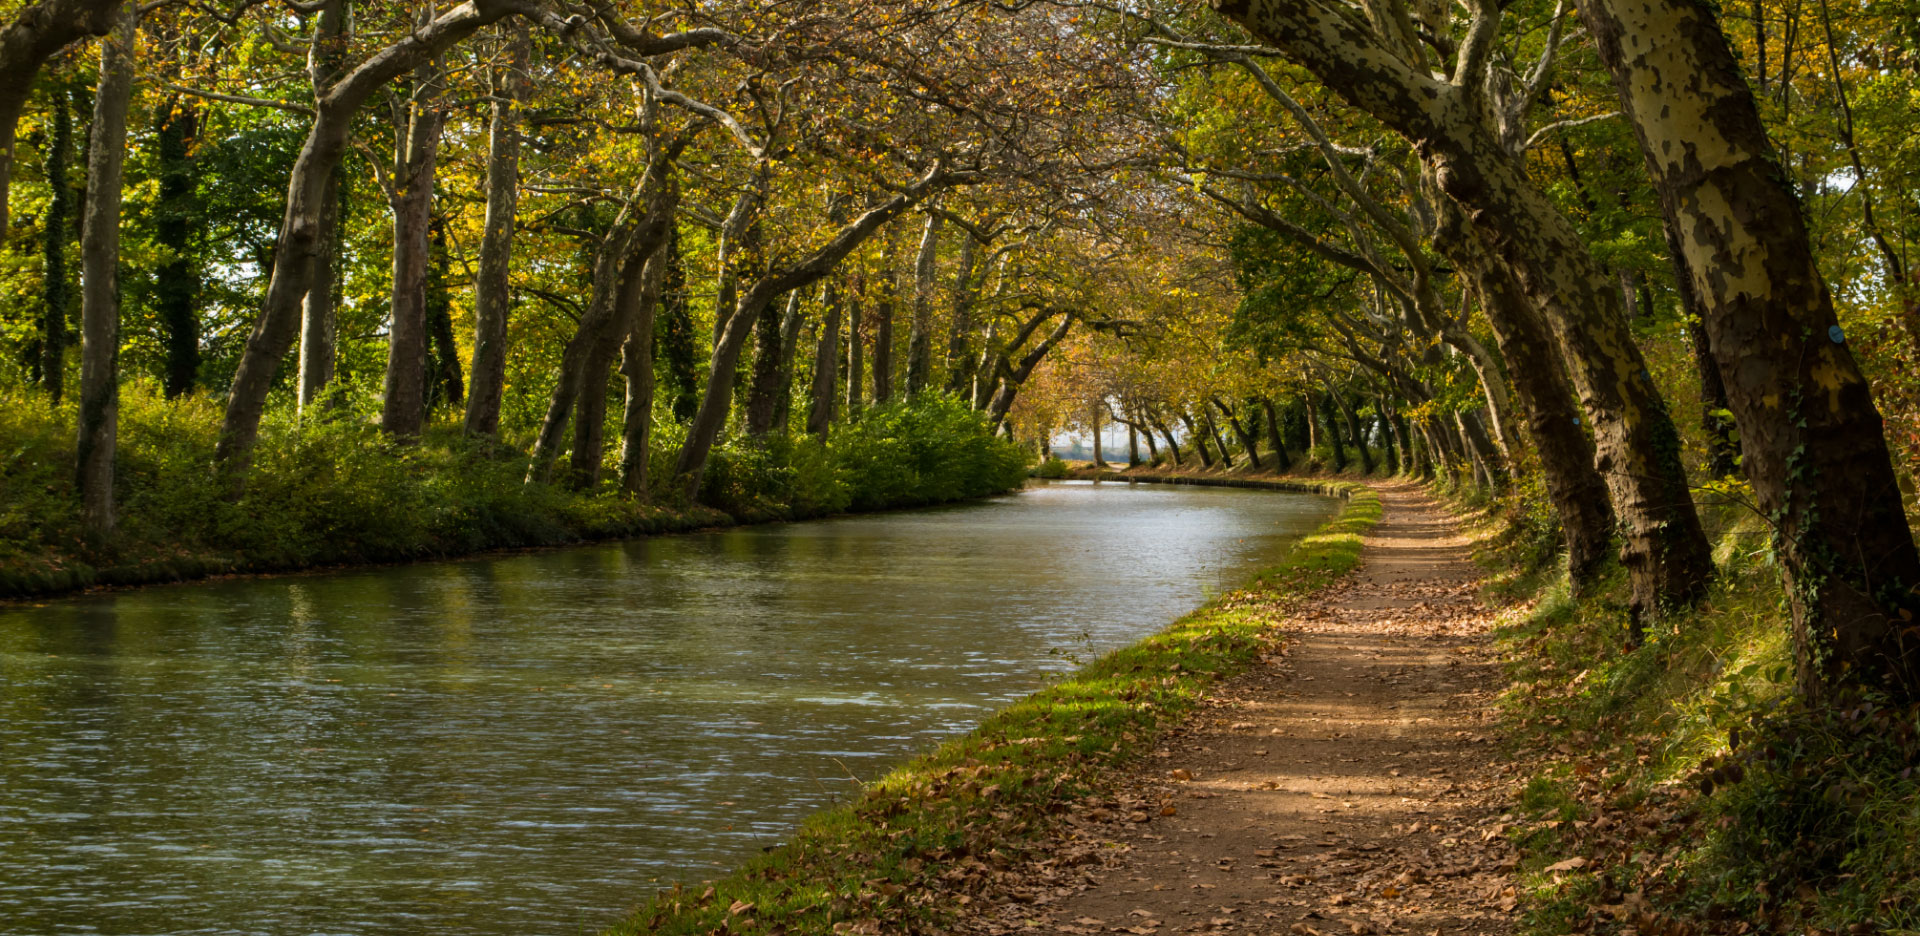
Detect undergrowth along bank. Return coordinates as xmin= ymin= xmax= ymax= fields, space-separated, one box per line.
xmin=1478 ymin=493 xmax=1920 ymax=936
xmin=0 ymin=387 xmax=1027 ymax=600
xmin=610 ymin=484 xmax=1381 ymax=936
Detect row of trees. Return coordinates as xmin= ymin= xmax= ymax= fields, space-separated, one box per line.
xmin=4 ymin=0 xmax=1919 ymax=706
xmin=0 ymin=0 xmax=1145 ymax=518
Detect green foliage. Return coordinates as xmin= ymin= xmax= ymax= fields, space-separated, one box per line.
xmin=0 ymin=386 xmax=1023 ymax=598
xmin=828 ymin=393 xmax=1031 ymax=511
xmin=1034 ymin=455 xmax=1070 ymax=479
xmin=612 ymin=484 xmax=1381 ymax=936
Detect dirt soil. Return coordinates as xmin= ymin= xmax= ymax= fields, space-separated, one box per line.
xmin=955 ymin=483 xmax=1523 ymax=936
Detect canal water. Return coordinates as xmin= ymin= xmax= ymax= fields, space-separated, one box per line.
xmin=0 ymin=480 xmax=1336 ymax=935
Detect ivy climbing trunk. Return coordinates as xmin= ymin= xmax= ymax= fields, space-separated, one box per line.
xmin=1582 ymin=0 xmax=1920 ymax=699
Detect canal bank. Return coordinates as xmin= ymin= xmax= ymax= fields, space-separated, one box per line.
xmin=610 ymin=483 xmax=1381 ymax=936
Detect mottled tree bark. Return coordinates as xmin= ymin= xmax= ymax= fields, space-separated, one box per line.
xmin=1214 ymin=0 xmax=1714 ymax=620
xmin=296 ymin=0 xmax=348 ymax=414
xmin=1464 ymin=252 xmax=1617 ymax=585
xmin=75 ymin=3 xmax=132 ymax=537
xmin=845 ymin=278 xmax=865 ymax=415
xmin=904 ymin=211 xmax=940 ymax=395
xmin=1584 ymin=0 xmax=1920 ymax=698
xmin=0 ymin=0 xmax=122 ymax=243
xmin=618 ymin=250 xmax=668 ymax=496
xmin=676 ymin=181 xmax=948 ymax=497
xmin=745 ymin=291 xmax=798 ymax=435
xmin=808 ymin=280 xmax=842 ymax=437
xmin=943 ymin=236 xmax=983 ymax=394
xmin=218 ymin=1 xmax=521 ymax=477
xmin=870 ymin=268 xmax=895 ymax=405
xmin=464 ymin=17 xmax=527 ymax=437
xmin=380 ymin=51 xmax=447 ymax=438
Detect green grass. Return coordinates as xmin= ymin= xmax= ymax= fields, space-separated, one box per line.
xmin=1484 ymin=495 xmax=1920 ymax=935
xmin=607 ymin=486 xmax=1382 ymax=935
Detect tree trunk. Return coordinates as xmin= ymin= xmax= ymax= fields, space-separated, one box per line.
xmin=944 ymin=236 xmax=982 ymax=394
xmin=296 ymin=0 xmax=348 ymax=414
xmin=75 ymin=2 xmax=132 ymax=537
xmin=528 ymin=159 xmax=684 ymax=485
xmin=745 ymin=290 xmax=791 ymax=436
xmin=676 ymin=185 xmax=940 ymax=497
xmin=1442 ymin=222 xmax=1617 ymax=583
xmin=1214 ymin=0 xmax=1714 ymax=621
xmin=154 ymin=98 xmax=199 ymax=399
xmin=381 ymin=52 xmax=446 ymax=438
xmin=1216 ymin=398 xmax=1263 ymax=470
xmin=464 ymin=17 xmax=526 ymax=437
xmin=1320 ymin=395 xmax=1347 ymax=472
xmin=1183 ymin=411 xmax=1214 ymax=468
xmin=1584 ymin=0 xmax=1920 ymax=698
xmin=984 ymin=312 xmax=1074 ymax=431
xmin=808 ymin=279 xmax=842 ymax=437
xmin=1330 ymin=389 xmax=1374 ymax=475
xmin=1091 ymin=401 xmax=1103 ymax=468
xmin=845 ymin=277 xmax=865 ymax=415
xmin=0 ymin=0 xmax=122 ymax=245
xmin=1262 ymin=399 xmax=1291 ymax=473
xmin=1660 ymin=217 xmax=1739 ymax=479
xmin=905 ymin=211 xmax=940 ymax=395
xmin=38 ymin=80 xmax=74 ymax=403
xmin=871 ymin=270 xmax=895 ymax=405
xmin=618 ymin=248 xmax=668 ymax=496
xmin=1378 ymin=407 xmax=1401 ymax=475
xmin=1127 ymin=420 xmax=1139 ymax=466
xmin=1152 ymin=416 xmax=1183 ymax=466
xmin=772 ymin=291 xmax=805 ymax=431
xmin=216 ymin=1 xmax=516 ymax=478
xmin=425 ymin=218 xmax=462 ymax=407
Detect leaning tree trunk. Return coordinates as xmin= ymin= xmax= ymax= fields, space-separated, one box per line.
xmin=1320 ymin=395 xmax=1347 ymax=472
xmin=0 ymin=0 xmax=122 ymax=244
xmin=1216 ymin=398 xmax=1263 ymax=470
xmin=1584 ymin=0 xmax=1920 ymax=699
xmin=1213 ymin=0 xmax=1715 ymax=623
xmin=676 ymin=184 xmax=943 ymax=497
xmin=1330 ymin=389 xmax=1374 ymax=475
xmin=1461 ymin=246 xmax=1617 ymax=586
xmin=296 ymin=0 xmax=348 ymax=414
xmin=1181 ymin=412 xmax=1215 ymax=468
xmin=904 ymin=211 xmax=940 ymax=395
xmin=465 ymin=17 xmax=528 ymax=437
xmin=808 ymin=279 xmax=843 ymax=437
xmin=381 ymin=57 xmax=447 ymax=438
xmin=75 ymin=2 xmax=132 ymax=537
xmin=1262 ymin=399 xmax=1292 ymax=473
xmin=216 ymin=1 xmax=516 ymax=478
xmin=1661 ymin=216 xmax=1739 ymax=479
xmin=1154 ymin=417 xmax=1183 ymax=466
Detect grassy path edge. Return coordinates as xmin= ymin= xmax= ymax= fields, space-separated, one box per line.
xmin=611 ymin=479 xmax=1381 ymax=935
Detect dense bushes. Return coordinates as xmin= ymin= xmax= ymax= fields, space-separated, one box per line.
xmin=0 ymin=386 xmax=1029 ymax=598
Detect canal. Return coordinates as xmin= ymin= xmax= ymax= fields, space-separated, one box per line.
xmin=0 ymin=480 xmax=1335 ymax=935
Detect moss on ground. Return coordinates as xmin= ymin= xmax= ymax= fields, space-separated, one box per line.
xmin=609 ymin=486 xmax=1382 ymax=936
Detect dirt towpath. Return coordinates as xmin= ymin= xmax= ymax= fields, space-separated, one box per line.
xmin=958 ymin=483 xmax=1520 ymax=936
